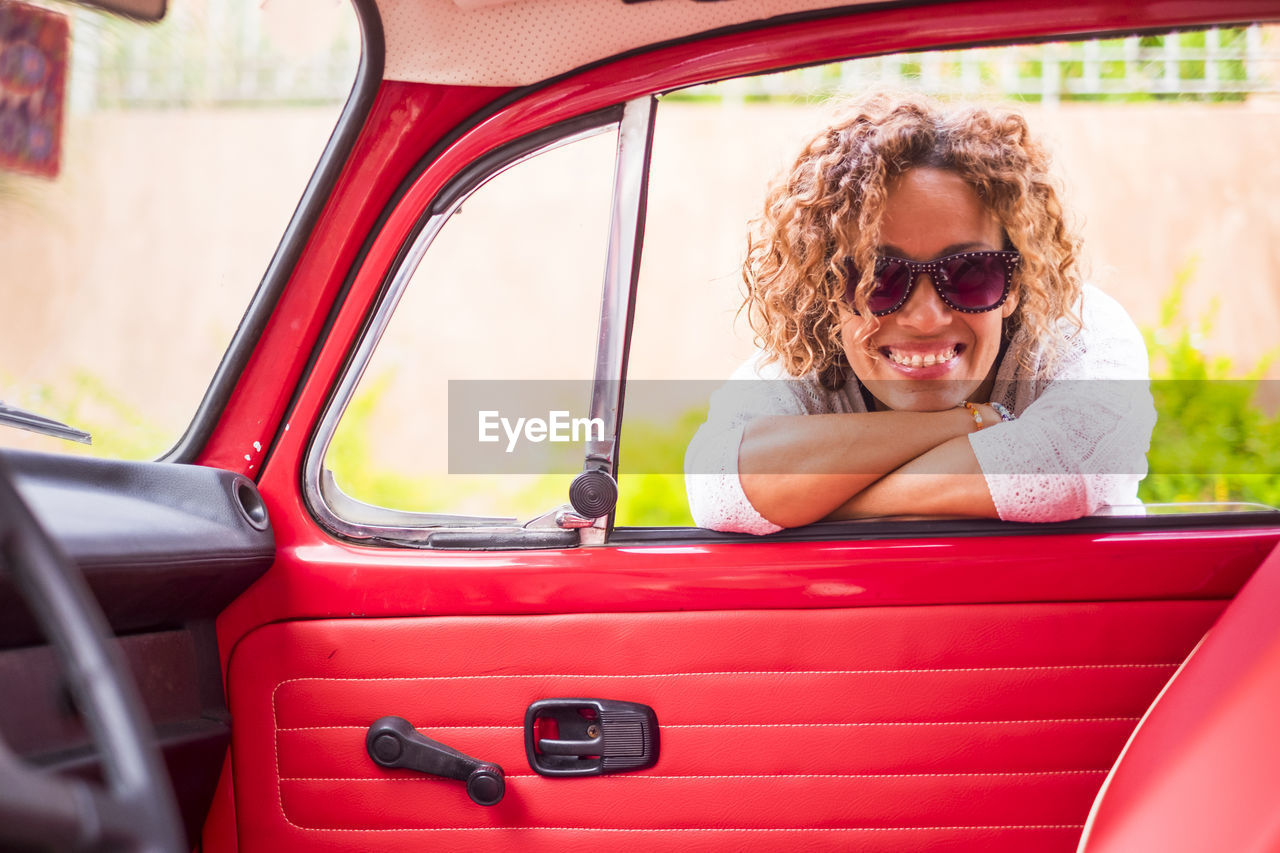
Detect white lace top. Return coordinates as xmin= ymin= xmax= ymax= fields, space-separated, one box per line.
xmin=685 ymin=285 xmax=1156 ymax=533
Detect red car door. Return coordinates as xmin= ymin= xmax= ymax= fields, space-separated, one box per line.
xmin=195 ymin=2 xmax=1280 ymax=851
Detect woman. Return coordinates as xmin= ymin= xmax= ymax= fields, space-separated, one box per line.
xmin=685 ymin=91 xmax=1155 ymax=533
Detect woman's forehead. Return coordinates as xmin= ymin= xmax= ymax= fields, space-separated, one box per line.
xmin=875 ymin=168 xmax=1002 ymax=255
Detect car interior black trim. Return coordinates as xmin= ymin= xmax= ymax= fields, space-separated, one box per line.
xmin=0 ymin=479 xmax=243 ymax=838
xmin=423 ymin=529 xmax=582 ymax=550
xmin=31 ymin=719 xmax=229 ymax=848
xmin=163 ymin=0 xmax=385 ymax=467
xmin=0 ymin=449 xmax=274 ymax=647
xmin=608 ymin=507 xmax=1280 ymax=546
xmin=2 ymin=631 xmax=211 ymax=758
xmin=0 ymin=456 xmax=187 ymax=852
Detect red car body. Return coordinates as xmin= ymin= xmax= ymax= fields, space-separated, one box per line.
xmin=4 ymin=1 xmax=1280 ymax=851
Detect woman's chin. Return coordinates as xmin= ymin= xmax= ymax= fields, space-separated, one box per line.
xmin=860 ymin=377 xmax=978 ymax=413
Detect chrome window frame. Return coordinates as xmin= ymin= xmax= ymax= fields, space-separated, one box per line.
xmin=303 ymin=101 xmax=657 ymax=546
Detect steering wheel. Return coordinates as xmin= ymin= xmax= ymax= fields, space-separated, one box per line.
xmin=0 ymin=456 xmax=185 ymax=852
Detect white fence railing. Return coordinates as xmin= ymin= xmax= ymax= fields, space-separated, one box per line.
xmin=687 ymin=26 xmax=1280 ymax=104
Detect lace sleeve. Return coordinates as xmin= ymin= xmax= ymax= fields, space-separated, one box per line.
xmin=684 ymin=358 xmax=833 ymax=534
xmin=685 ymin=423 xmax=782 ymax=534
xmin=970 ymin=286 xmax=1156 ymax=522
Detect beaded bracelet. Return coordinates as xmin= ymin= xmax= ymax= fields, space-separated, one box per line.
xmin=988 ymin=401 xmax=1016 ymax=422
xmin=958 ymin=401 xmax=984 ymax=427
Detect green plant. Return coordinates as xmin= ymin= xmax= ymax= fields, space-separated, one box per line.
xmin=327 ymin=373 xmax=583 ymax=519
xmin=326 ymin=371 xmax=428 ymax=509
xmin=3 ymin=370 xmax=170 ymax=460
xmin=1140 ymin=272 xmax=1280 ymax=507
xmin=614 ymin=405 xmax=709 ymax=527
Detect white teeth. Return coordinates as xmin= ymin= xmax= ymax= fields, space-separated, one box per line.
xmin=887 ymin=347 xmax=956 ymax=367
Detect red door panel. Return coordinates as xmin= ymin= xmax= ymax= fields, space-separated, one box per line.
xmin=228 ymin=600 xmax=1223 ymax=851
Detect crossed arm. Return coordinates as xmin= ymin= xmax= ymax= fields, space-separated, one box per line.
xmin=737 ymin=407 xmax=998 ymax=528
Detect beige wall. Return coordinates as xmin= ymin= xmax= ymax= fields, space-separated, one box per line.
xmin=0 ymin=107 xmax=340 ymax=455
xmin=632 ymin=101 xmax=1280 ymax=382
xmin=2 ymin=100 xmax=1278 ymax=459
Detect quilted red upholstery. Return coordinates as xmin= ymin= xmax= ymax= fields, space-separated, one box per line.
xmin=229 ymin=601 xmax=1221 ymax=852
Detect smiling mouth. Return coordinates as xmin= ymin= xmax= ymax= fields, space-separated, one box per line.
xmin=882 ymin=345 xmax=962 ymax=368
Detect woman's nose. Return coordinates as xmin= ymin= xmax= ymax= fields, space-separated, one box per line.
xmin=896 ymin=273 xmax=951 ymax=331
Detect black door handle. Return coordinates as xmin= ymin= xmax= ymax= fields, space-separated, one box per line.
xmin=525 ymin=698 xmax=659 ymax=776
xmin=536 ymin=734 xmax=604 ymax=756
xmin=366 ymin=716 xmax=505 ymax=806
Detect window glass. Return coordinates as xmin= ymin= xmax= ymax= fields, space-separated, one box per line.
xmin=621 ymin=25 xmax=1280 ymax=527
xmin=0 ymin=0 xmax=359 ymax=458
xmin=322 ymin=127 xmax=618 ymax=522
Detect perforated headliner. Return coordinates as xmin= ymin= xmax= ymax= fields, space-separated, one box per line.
xmin=380 ymin=0 xmax=875 ymax=86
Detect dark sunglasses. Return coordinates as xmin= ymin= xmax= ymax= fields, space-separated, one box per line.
xmin=844 ymin=250 xmax=1021 ymax=316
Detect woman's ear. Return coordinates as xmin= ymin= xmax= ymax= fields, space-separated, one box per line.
xmin=998 ymin=232 xmax=1020 ymax=319
xmin=1001 ymin=287 xmax=1020 ymax=319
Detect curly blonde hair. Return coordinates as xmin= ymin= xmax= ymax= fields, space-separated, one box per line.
xmin=742 ymin=90 xmax=1083 ymax=390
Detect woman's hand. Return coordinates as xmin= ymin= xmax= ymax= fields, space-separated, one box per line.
xmin=826 ymin=434 xmax=998 ymax=520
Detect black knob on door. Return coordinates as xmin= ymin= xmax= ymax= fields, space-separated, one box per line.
xmin=569 ymin=468 xmax=617 ymax=518
xmin=366 ymin=716 xmax=505 ymax=806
